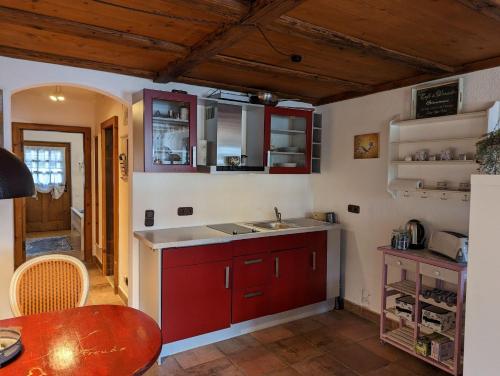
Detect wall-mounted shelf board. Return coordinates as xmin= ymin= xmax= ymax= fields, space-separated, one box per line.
xmin=391 ymin=111 xmax=486 ymax=127
xmin=391 ymin=160 xmax=477 ymax=166
xmin=390 ymin=136 xmax=480 ymax=145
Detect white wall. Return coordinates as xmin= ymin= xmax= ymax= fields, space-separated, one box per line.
xmin=464 ymin=175 xmax=500 ymax=376
xmin=312 ymin=66 xmax=500 ymax=313
xmin=23 ymin=130 xmax=84 ymax=210
xmin=11 ymin=89 xmax=96 ymax=127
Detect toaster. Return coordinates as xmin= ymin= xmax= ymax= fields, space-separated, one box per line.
xmin=428 ymin=231 xmax=468 ymax=263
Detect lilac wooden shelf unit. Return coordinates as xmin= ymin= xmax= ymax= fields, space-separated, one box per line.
xmin=378 ymin=246 xmax=467 ymax=376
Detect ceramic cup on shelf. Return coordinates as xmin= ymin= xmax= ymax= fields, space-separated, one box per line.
xmin=415 ymin=150 xmax=428 ymax=161
xmin=437 ymin=181 xmax=448 ymax=190
xmin=440 ymin=148 xmax=454 ymax=161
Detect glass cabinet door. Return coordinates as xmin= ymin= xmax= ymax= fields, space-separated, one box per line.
xmin=265 ymin=107 xmax=312 ymax=174
xmin=146 ymin=93 xmax=196 ymax=171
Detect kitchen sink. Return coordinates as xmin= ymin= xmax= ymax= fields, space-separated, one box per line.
xmin=248 ymin=221 xmax=298 ymax=230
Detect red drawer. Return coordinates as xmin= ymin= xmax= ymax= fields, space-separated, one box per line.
xmin=233 ymin=238 xmax=270 ymax=256
xmin=268 ymin=233 xmax=309 ymax=252
xmin=233 ymin=253 xmax=272 ymax=290
xmin=232 ymin=286 xmax=270 ymax=323
xmin=162 ymin=242 xmax=233 ymax=268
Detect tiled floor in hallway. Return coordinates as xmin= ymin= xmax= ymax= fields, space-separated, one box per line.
xmin=146 ymin=310 xmax=449 ymax=376
xmin=85 ymin=263 xmax=125 ymax=306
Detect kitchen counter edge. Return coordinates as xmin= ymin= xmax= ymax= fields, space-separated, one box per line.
xmin=134 ymin=220 xmax=341 ymax=250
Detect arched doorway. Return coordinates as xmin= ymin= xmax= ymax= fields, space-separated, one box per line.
xmin=11 ymin=84 xmax=127 ymax=306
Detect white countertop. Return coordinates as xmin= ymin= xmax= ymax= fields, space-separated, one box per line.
xmin=134 ymin=218 xmax=340 ymax=250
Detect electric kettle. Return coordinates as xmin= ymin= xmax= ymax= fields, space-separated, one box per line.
xmin=405 ymin=219 xmax=426 ymax=249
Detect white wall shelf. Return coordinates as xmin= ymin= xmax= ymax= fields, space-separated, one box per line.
xmin=387 ymin=101 xmax=499 ymax=201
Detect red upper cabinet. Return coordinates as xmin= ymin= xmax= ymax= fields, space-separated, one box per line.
xmin=133 ymin=89 xmax=197 ymax=172
xmin=264 ymin=106 xmax=313 ymax=174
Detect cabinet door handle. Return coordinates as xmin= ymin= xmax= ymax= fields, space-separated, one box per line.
xmin=267 ymin=150 xmax=271 ymax=167
xmin=225 ymin=266 xmax=230 ymax=289
xmin=244 ymin=291 xmax=263 ymax=299
xmin=244 ymin=258 xmax=263 ymax=265
xmin=312 ymin=251 xmax=317 ymax=271
xmin=192 ymin=146 xmax=197 ymax=167
xmin=275 ymin=257 xmax=279 ymax=278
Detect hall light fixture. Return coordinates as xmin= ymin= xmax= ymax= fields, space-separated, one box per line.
xmin=49 ymin=86 xmax=65 ymax=102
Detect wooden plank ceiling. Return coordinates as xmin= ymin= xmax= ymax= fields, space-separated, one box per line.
xmin=0 ymin=0 xmax=499 ymax=105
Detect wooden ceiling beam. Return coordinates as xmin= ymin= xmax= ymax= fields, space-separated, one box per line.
xmin=212 ymin=54 xmax=373 ymax=92
xmin=155 ymin=0 xmax=307 ymax=83
xmin=178 ymin=75 xmax=317 ymax=103
xmin=0 ymin=45 xmax=155 ymax=79
xmin=0 ymin=6 xmax=188 ymax=54
xmin=456 ymin=0 xmax=500 ymax=22
xmin=270 ymin=16 xmax=456 ymax=74
xmin=316 ymin=54 xmax=500 ymax=106
xmin=166 ymin=0 xmax=250 ymax=20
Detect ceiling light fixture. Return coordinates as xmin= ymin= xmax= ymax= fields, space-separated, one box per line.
xmin=50 ymin=86 xmax=65 ymax=102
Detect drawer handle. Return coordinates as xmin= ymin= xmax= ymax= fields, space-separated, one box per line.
xmin=275 ymin=257 xmax=279 ymax=278
xmin=434 ymin=271 xmax=441 ymax=277
xmin=225 ymin=266 xmax=230 ymax=289
xmin=396 ymin=261 xmax=402 ymax=266
xmin=244 ymin=258 xmax=263 ymax=265
xmin=244 ymin=291 xmax=263 ymax=299
xmin=312 ymin=251 xmax=317 ymax=271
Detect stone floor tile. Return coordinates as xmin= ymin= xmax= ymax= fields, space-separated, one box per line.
xmin=174 ymin=344 xmax=226 ymax=369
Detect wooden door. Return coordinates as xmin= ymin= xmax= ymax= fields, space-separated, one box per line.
xmin=25 ymin=141 xmax=71 ymax=233
xmin=101 ymin=117 xmax=119 ymax=289
xmin=162 ymin=260 xmax=232 ymax=343
xmin=269 ymin=247 xmax=311 ymax=314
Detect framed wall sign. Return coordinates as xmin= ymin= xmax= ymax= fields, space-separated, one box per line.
xmin=354 ymin=132 xmax=379 ymax=159
xmin=411 ymin=78 xmax=463 ymax=119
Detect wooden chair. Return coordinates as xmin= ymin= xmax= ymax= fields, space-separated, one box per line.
xmin=10 ymin=254 xmax=89 ymax=317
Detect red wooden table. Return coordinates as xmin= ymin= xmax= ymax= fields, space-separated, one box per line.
xmin=0 ymin=305 xmax=161 ymax=375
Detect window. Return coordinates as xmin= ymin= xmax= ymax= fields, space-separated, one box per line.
xmin=24 ymin=145 xmax=67 ymax=199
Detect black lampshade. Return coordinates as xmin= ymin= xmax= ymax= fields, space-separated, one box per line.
xmin=0 ymin=147 xmax=35 ymax=199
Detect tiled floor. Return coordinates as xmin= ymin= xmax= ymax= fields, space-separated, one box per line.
xmin=145 ymin=310 xmax=449 ymax=376
xmin=85 ymin=263 xmax=125 ymax=306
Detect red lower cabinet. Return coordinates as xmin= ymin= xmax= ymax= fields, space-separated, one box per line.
xmin=162 ymin=260 xmax=232 ymax=343
xmin=232 ymin=253 xmax=273 ymax=323
xmin=306 ymin=231 xmax=327 ymax=305
xmin=269 ymin=247 xmax=311 ymax=314
xmin=161 ymin=231 xmax=328 ymax=341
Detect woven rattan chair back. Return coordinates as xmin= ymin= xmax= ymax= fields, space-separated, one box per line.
xmin=10 ymin=254 xmax=89 ymax=317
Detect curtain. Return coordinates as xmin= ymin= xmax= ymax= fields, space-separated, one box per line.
xmin=24 ymin=146 xmax=67 ymax=199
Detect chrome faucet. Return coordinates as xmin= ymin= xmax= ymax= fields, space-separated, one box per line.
xmin=274 ymin=207 xmax=282 ymax=223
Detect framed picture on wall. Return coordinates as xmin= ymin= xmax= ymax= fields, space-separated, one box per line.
xmin=354 ymin=133 xmax=379 ymax=159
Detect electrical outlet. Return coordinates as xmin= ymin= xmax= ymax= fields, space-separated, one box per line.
xmin=145 ymin=210 xmax=154 ymax=227
xmin=178 ymin=207 xmax=193 ymax=216
xmin=348 ymin=204 xmax=360 ymax=214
